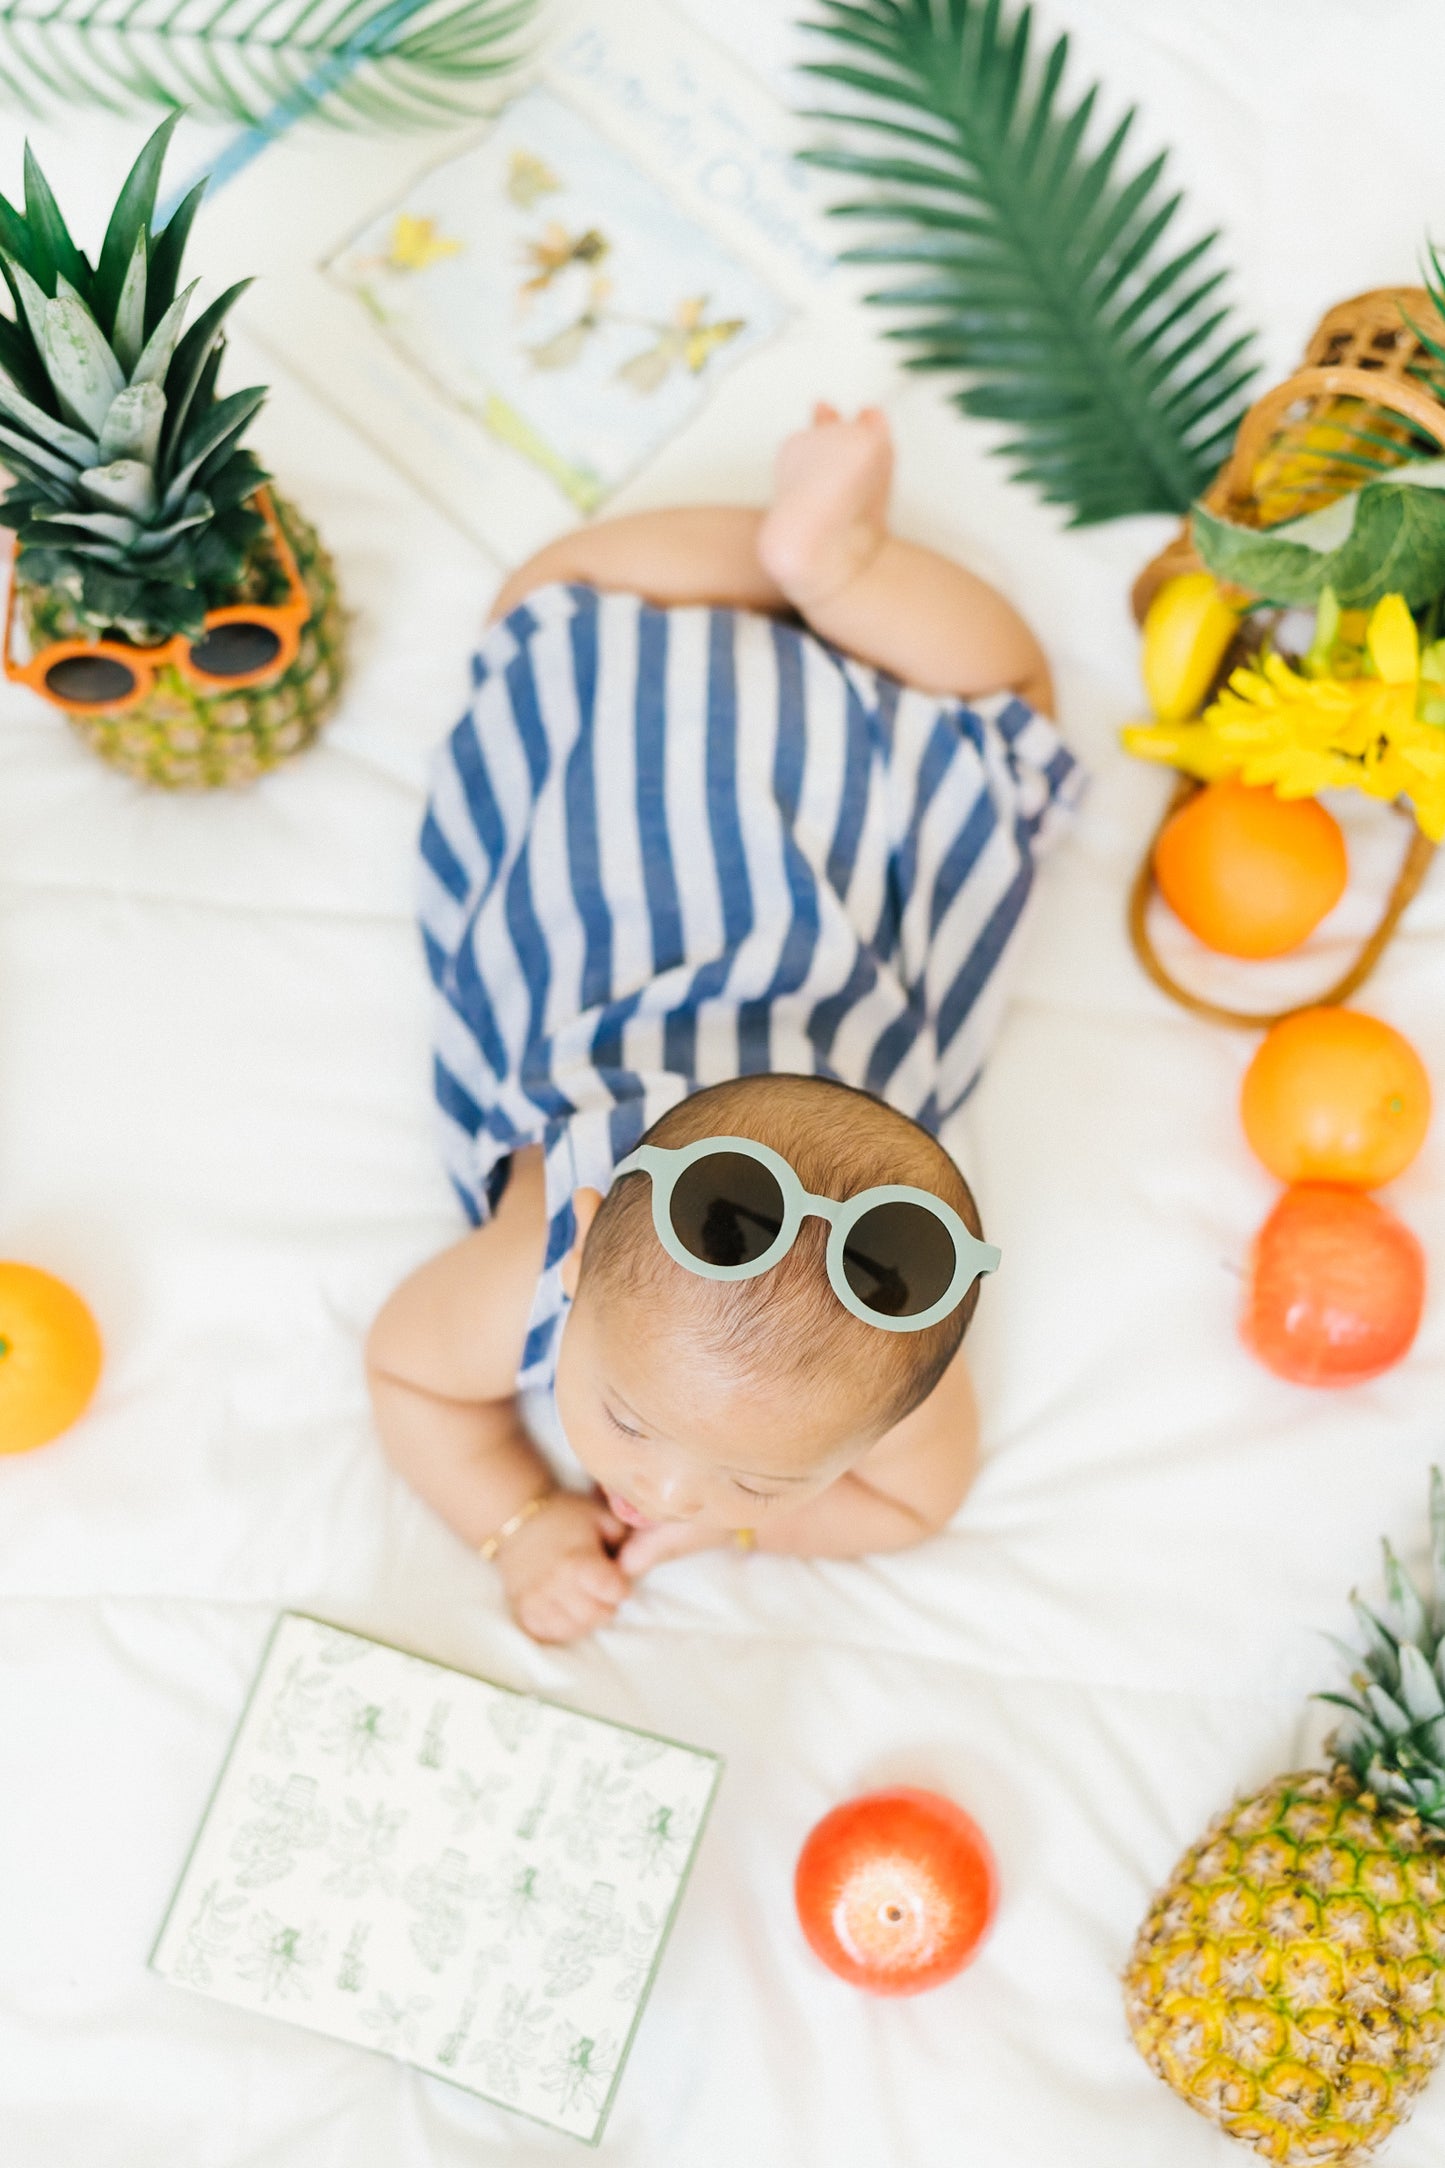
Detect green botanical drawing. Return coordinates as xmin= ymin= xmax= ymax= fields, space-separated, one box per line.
xmin=320 ymin=1689 xmax=406 ymax=1775
xmin=612 ymin=1902 xmax=663 ymax=2005
xmin=314 ymin=1625 xmax=372 ymax=1666
xmin=539 ymin=2024 xmax=618 ymax=2117
xmin=620 ymin=1792 xmax=699 ymax=1880
xmin=235 ymin=1913 xmax=327 ymax=2002
xmin=486 ymin=1694 xmax=543 ymax=1755
xmin=443 ymin=1765 xmax=511 ymax=1835
xmin=231 ymin=1774 xmax=329 ymax=1889
xmin=258 ymin=1658 xmax=329 ymax=1757
xmin=323 ymin=1797 xmax=407 ymax=1898
xmin=360 ymin=1990 xmax=433 ymax=2053
xmin=541 ymin=1881 xmax=625 ymax=2000
xmin=402 ymin=1846 xmax=487 ymax=1972
xmin=618 ymin=1735 xmax=669 ymax=1774
xmin=172 ymin=1880 xmax=247 ymax=1989
xmin=336 ymin=1921 xmax=371 ymax=1993
xmin=435 ymin=1956 xmax=491 ymax=2066
xmin=549 ymin=1760 xmax=633 ymax=1866
xmin=417 ymin=1701 xmax=452 ymax=1770
xmin=470 ymin=1983 xmax=549 ymax=2093
xmin=515 ymin=1733 xmax=567 ymax=1841
xmin=483 ymin=1854 xmax=554 ymax=1939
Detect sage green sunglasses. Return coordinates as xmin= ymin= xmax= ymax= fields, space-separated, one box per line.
xmin=610 ymin=1135 xmax=1000 ymax=1333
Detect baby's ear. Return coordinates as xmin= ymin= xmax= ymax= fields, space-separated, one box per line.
xmin=560 ymin=1187 xmax=605 ymax=1300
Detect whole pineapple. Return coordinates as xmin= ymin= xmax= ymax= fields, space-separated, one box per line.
xmin=0 ymin=115 xmax=344 ymax=786
xmin=1126 ymin=1474 xmax=1445 ymax=2165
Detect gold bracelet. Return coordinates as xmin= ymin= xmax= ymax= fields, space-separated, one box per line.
xmin=733 ymin=1527 xmax=756 ymax=1552
xmin=478 ymin=1488 xmax=556 ymax=1563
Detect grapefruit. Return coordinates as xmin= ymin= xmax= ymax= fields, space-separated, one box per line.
xmin=794 ymin=1787 xmax=997 ymax=1995
xmin=1242 ymin=1186 xmax=1425 ymax=1387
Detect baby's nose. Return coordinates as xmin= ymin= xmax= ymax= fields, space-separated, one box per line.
xmin=650 ymin=1469 xmax=704 ymax=1520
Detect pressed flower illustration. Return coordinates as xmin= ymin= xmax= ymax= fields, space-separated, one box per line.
xmin=507 ymin=150 xmax=561 ymax=209
xmin=615 ymin=296 xmax=746 ymax=394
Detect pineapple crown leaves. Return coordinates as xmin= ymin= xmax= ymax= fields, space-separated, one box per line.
xmin=0 ymin=0 xmax=533 ymax=131
xmin=798 ymin=0 xmax=1260 ymax=527
xmin=0 ymin=113 xmax=268 ymax=641
xmin=1319 ymin=1469 xmax=1445 ymax=1829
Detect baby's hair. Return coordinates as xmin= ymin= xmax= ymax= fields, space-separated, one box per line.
xmin=578 ymin=1075 xmax=985 ymax=1434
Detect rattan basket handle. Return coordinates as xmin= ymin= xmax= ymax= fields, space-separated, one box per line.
xmin=1128 ymin=778 xmax=1437 ymax=1030
xmin=1216 ymin=365 xmax=1445 ymax=509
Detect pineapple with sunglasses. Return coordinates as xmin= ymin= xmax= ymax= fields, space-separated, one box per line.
xmin=0 ymin=116 xmax=344 ymax=787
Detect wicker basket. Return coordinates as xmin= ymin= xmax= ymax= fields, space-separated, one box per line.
xmin=1128 ymin=287 xmax=1442 ymax=1029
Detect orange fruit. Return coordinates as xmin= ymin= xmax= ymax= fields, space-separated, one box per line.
xmin=1241 ymin=1008 xmax=1432 ymax=1187
xmin=1242 ymin=1185 xmax=1425 ymax=1387
xmin=0 ymin=1262 xmax=104 ymax=1453
xmin=1154 ymin=780 xmax=1348 ymax=958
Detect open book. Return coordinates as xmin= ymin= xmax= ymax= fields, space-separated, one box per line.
xmin=151 ymin=1614 xmax=722 ymax=2144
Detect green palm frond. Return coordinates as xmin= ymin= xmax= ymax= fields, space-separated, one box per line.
xmin=0 ymin=0 xmax=533 ymax=130
xmin=800 ymin=0 xmax=1260 ymax=525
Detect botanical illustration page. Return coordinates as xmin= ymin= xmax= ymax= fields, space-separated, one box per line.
xmin=152 ymin=1615 xmax=721 ymax=2143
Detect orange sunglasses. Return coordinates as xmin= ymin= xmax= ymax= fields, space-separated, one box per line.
xmin=3 ymin=487 xmax=308 ymax=713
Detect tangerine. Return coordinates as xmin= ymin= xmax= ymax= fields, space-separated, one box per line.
xmin=1242 ymin=1186 xmax=1425 ymax=1387
xmin=794 ymin=1787 xmax=997 ymax=1995
xmin=0 ymin=1262 xmax=104 ymax=1453
xmin=1241 ymin=1008 xmax=1432 ymax=1188
xmin=1154 ymin=780 xmax=1348 ymax=959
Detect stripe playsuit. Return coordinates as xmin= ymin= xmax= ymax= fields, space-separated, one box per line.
xmin=418 ymin=581 xmax=1081 ymax=1392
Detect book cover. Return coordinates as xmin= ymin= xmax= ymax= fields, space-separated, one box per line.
xmin=151 ymin=1614 xmax=722 ymax=2144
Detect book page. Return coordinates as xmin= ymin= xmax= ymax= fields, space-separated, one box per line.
xmin=152 ymin=1615 xmax=722 ymax=2144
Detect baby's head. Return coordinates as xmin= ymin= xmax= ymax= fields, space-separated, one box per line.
xmin=555 ymin=1076 xmax=987 ymax=1533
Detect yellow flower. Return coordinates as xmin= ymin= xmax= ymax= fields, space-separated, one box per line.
xmin=384 ymin=215 xmax=462 ymax=273
xmin=1121 ymin=592 xmax=1445 ymax=838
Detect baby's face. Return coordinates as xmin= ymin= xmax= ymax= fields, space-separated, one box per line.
xmin=553 ymin=1283 xmax=875 ymax=1534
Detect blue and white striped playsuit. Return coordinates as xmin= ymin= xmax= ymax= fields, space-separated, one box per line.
xmin=418 ymin=581 xmax=1081 ymax=1392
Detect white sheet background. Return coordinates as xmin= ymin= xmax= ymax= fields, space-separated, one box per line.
xmin=2 ymin=3 xmax=1444 ymax=2162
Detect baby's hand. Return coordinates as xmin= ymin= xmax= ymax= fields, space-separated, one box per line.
xmin=497 ymin=1491 xmax=628 ymax=1644
xmin=618 ymin=1519 xmax=726 ymax=1580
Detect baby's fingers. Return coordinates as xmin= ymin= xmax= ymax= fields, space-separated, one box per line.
xmin=575 ymin=1553 xmax=628 ymax=1607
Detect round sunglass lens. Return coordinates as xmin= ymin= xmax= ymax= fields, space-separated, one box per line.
xmin=43 ymin=653 xmax=137 ymax=706
xmin=841 ymin=1201 xmax=957 ymax=1318
xmin=668 ymin=1152 xmax=787 ymax=1270
xmin=188 ymin=621 xmax=283 ymax=679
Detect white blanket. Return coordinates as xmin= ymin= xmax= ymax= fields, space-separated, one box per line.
xmin=2 ymin=5 xmax=1444 ymax=2161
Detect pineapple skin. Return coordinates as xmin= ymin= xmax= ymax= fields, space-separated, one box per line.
xmin=1124 ymin=1769 xmax=1445 ymax=2165
xmin=33 ymin=492 xmax=345 ymax=790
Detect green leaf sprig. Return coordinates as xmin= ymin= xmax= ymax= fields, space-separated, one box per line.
xmin=800 ymin=0 xmax=1260 ymax=525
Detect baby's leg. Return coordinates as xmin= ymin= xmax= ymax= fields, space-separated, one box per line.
xmin=488 ymin=508 xmax=788 ymax=623
xmin=758 ymin=406 xmax=1053 ymax=713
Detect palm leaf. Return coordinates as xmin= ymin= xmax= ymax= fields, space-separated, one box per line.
xmin=800 ymin=0 xmax=1260 ymax=525
xmin=0 ymin=0 xmax=533 ymax=130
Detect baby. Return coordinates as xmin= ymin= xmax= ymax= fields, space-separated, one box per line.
xmin=367 ymin=406 xmax=1078 ymax=1643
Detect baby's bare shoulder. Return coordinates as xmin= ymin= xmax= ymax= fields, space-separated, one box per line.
xmin=366 ymin=1147 xmax=549 ymax=1404
xmin=855 ymin=1348 xmax=979 ymax=1525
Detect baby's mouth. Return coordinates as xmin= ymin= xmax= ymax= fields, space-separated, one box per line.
xmin=603 ymin=1487 xmax=658 ymax=1530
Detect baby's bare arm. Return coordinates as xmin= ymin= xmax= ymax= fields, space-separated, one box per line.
xmin=366 ymin=1149 xmax=628 ymax=1638
xmin=366 ymin=1148 xmax=552 ymax=1544
xmin=488 ymin=508 xmax=788 ymax=624
xmin=751 ymin=1347 xmax=980 ymax=1558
